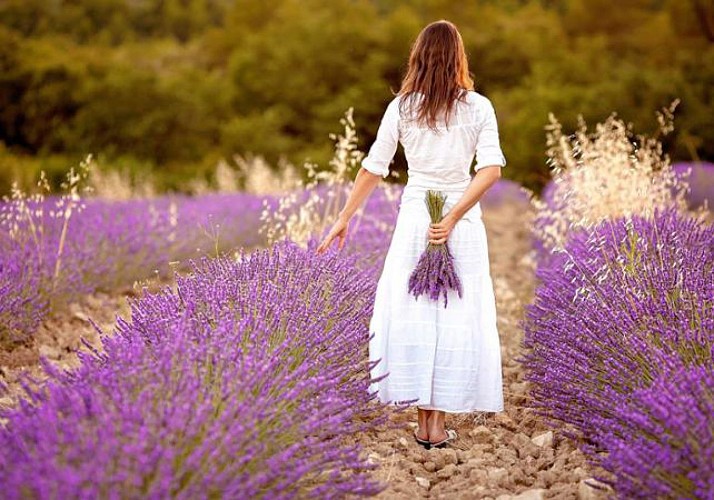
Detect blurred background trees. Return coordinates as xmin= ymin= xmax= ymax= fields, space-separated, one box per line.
xmin=0 ymin=0 xmax=712 ymax=193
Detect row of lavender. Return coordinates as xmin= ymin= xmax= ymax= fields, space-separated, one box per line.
xmin=522 ymin=110 xmax=714 ymax=498
xmin=0 ymin=189 xmax=270 ymax=347
xmin=0 ymin=110 xmax=521 ymax=495
xmin=0 ymin=174 xmax=411 ymax=496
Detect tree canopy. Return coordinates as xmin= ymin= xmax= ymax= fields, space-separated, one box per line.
xmin=1 ymin=0 xmax=712 ymax=192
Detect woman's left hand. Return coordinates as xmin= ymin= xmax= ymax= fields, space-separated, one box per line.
xmin=428 ymin=213 xmax=458 ymax=244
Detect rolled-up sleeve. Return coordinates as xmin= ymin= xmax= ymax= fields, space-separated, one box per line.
xmin=474 ymin=100 xmax=506 ymax=171
xmin=361 ymin=98 xmax=400 ymax=178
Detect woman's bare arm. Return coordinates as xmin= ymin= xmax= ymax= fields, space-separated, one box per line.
xmin=316 ymin=167 xmax=382 ymax=253
xmin=445 ymin=165 xmax=501 ymax=221
xmin=337 ymin=167 xmax=383 ymax=221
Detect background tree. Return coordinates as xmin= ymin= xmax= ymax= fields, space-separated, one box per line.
xmin=0 ymin=0 xmax=712 ymax=192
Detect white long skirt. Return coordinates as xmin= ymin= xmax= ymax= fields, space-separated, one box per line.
xmin=368 ymin=185 xmax=505 ymax=413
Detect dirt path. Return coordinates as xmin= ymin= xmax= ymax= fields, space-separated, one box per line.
xmin=0 ymin=199 xmax=613 ymax=499
xmin=356 ymin=200 xmax=613 ymax=499
xmin=0 ymin=276 xmax=174 ymax=414
xmin=0 ymin=286 xmax=132 ymax=414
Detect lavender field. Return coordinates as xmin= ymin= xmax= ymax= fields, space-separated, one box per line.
xmin=1 ymin=113 xmax=713 ymax=499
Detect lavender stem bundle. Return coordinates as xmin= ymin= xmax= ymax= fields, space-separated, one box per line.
xmin=407 ymin=190 xmax=463 ymax=307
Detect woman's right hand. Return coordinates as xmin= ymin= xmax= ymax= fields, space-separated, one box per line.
xmin=428 ymin=212 xmax=458 ymax=245
xmin=316 ymin=216 xmax=350 ymax=253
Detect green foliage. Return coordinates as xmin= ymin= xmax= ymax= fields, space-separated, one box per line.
xmin=1 ymin=0 xmax=713 ymax=194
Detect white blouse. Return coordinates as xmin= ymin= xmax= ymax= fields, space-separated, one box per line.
xmin=361 ymin=91 xmax=506 ymax=190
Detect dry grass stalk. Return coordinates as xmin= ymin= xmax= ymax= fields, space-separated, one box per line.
xmin=260 ymin=108 xmax=368 ymax=247
xmin=530 ymin=100 xmax=702 ymax=254
xmin=90 ymin=165 xmax=155 ymax=200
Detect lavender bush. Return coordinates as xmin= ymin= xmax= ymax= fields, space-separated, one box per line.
xmin=407 ymin=190 xmax=463 ymax=307
xmin=0 ymin=241 xmax=387 ymax=498
xmin=521 ymin=206 xmax=714 ymax=494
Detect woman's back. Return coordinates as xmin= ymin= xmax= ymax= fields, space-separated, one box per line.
xmin=362 ymin=90 xmax=506 ymax=190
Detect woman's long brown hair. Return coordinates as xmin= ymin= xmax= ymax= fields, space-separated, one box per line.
xmin=398 ymin=20 xmax=474 ymax=130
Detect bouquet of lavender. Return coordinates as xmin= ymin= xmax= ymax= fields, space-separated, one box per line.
xmin=408 ymin=190 xmax=463 ymax=307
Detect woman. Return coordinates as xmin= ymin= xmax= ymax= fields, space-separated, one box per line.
xmin=316 ymin=20 xmax=506 ymax=449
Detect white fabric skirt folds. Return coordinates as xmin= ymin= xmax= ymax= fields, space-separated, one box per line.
xmin=368 ymin=185 xmax=505 ymax=413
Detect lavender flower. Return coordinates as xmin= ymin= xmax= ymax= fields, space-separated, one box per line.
xmin=0 ymin=241 xmax=388 ymax=497
xmin=408 ymin=190 xmax=463 ymax=307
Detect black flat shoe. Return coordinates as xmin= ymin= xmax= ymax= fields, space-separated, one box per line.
xmin=414 ymin=430 xmax=431 ymax=450
xmin=430 ymin=429 xmax=457 ymax=448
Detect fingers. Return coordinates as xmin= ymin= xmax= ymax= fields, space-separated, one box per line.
xmin=317 ymin=230 xmax=347 ymax=253
xmin=316 ymin=234 xmax=334 ymax=253
xmin=428 ymin=227 xmax=450 ymax=239
xmin=428 ymin=223 xmax=450 ymax=245
xmin=429 ymin=222 xmax=451 ymax=233
xmin=316 ymin=221 xmax=350 ymax=254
